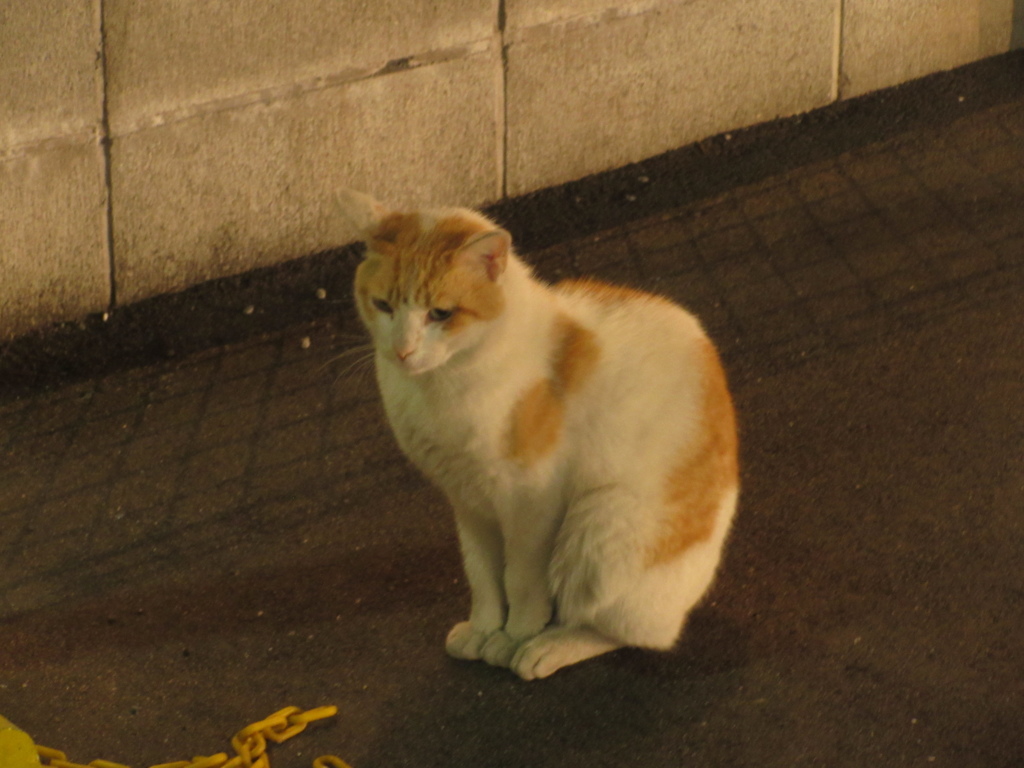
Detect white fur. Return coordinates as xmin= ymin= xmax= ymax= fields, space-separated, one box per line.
xmin=358 ymin=211 xmax=738 ymax=679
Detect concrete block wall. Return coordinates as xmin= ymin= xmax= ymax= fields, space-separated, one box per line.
xmin=1 ymin=0 xmax=110 ymax=339
xmin=1 ymin=0 xmax=1019 ymax=339
xmin=842 ymin=0 xmax=1015 ymax=97
xmin=504 ymin=0 xmax=837 ymax=195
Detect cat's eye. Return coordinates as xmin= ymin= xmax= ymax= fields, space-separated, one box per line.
xmin=428 ymin=307 xmax=455 ymax=323
xmin=372 ymin=298 xmax=393 ymax=315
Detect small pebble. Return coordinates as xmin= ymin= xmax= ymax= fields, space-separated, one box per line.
xmin=316 ymin=288 xmax=327 ymax=300
xmin=243 ymin=305 xmax=255 ymax=315
xmin=301 ymin=337 xmax=311 ymax=349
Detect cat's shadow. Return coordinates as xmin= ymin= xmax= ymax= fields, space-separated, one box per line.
xmin=355 ymin=606 xmax=749 ymax=768
xmin=616 ymin=606 xmax=750 ymax=679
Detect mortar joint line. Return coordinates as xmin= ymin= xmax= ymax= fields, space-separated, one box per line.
xmin=686 ymin=199 xmax=752 ymax=346
xmin=769 ymin=174 xmax=857 ymax=334
xmin=1 ymin=386 xmax=107 ymax=572
xmin=156 ymin=350 xmax=243 ymax=533
xmin=80 ymin=384 xmax=154 ymax=554
xmin=887 ymin=142 xmax=1004 ymax=277
xmin=838 ymin=157 xmax=979 ymax=315
xmin=228 ymin=336 xmax=289 ymax=502
xmin=97 ymin=0 xmax=117 ymax=312
xmin=831 ymin=0 xmax=845 ymax=102
xmin=498 ymin=0 xmax=509 ymax=200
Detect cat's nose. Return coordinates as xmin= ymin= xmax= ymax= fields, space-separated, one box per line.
xmin=395 ymin=347 xmax=414 ymax=362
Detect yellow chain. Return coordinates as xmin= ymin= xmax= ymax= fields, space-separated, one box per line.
xmin=35 ymin=705 xmax=351 ymax=768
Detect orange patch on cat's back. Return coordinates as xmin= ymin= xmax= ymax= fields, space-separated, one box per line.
xmin=508 ymin=379 xmax=564 ymax=466
xmin=557 ymin=277 xmax=668 ymax=307
xmin=507 ymin=315 xmax=601 ymax=466
xmin=551 ymin=314 xmax=600 ymax=395
xmin=646 ymin=338 xmax=738 ymax=568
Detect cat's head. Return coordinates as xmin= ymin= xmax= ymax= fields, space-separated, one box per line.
xmin=340 ymin=190 xmax=512 ymax=376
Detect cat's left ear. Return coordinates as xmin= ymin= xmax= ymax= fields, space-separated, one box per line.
xmin=457 ymin=229 xmax=510 ymax=281
xmin=336 ymin=188 xmax=390 ymax=242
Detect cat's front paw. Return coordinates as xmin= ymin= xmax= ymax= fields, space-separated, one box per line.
xmin=445 ymin=621 xmax=493 ymax=660
xmin=510 ymin=627 xmax=621 ymax=680
xmin=480 ymin=630 xmax=522 ymax=668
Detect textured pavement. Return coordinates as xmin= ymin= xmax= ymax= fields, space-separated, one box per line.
xmin=2 ymin=68 xmax=1023 ymax=767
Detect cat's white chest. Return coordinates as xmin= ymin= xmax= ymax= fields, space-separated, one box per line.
xmin=377 ymin=362 xmax=508 ymax=501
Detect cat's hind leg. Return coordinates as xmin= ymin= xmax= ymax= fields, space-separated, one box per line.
xmin=542 ymin=484 xmax=736 ymax=671
xmin=510 ymin=626 xmax=621 ymax=680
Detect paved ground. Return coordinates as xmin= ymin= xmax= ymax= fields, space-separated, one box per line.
xmin=2 ymin=57 xmax=1023 ymax=767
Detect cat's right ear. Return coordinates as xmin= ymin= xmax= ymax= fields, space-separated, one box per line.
xmin=336 ymin=188 xmax=390 ymax=243
xmin=457 ymin=229 xmax=511 ymax=282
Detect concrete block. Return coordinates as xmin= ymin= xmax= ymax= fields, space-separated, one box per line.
xmin=980 ymin=0 xmax=1014 ymax=56
xmin=506 ymin=0 xmax=661 ymax=31
xmin=112 ymin=52 xmax=500 ymax=304
xmin=104 ymin=0 xmax=496 ymax=134
xmin=505 ymin=0 xmax=835 ymax=195
xmin=1015 ymin=2 xmax=1024 ymax=50
xmin=0 ymin=0 xmax=102 ymax=150
xmin=841 ymin=1 xmax=985 ymax=98
xmin=0 ymin=143 xmax=109 ymax=339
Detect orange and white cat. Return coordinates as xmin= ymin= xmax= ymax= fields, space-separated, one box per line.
xmin=342 ymin=190 xmax=738 ymax=680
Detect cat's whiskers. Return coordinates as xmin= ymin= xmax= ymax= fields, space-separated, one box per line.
xmin=318 ymin=342 xmax=374 ymax=373
xmin=332 ymin=347 xmax=377 ymax=387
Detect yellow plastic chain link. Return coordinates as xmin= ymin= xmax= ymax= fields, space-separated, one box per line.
xmin=35 ymin=706 xmax=351 ymax=768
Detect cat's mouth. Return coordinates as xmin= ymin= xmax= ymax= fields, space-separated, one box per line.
xmin=394 ymin=354 xmax=433 ymax=376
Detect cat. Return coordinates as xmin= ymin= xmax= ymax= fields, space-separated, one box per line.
xmin=340 ymin=189 xmax=739 ymax=680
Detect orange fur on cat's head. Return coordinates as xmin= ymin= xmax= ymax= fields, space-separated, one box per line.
xmin=340 ymin=190 xmax=512 ymax=374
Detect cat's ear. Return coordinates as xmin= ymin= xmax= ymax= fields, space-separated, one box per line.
xmin=336 ymin=188 xmax=390 ymax=242
xmin=457 ymin=229 xmax=510 ymax=282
